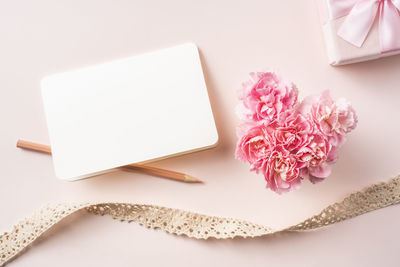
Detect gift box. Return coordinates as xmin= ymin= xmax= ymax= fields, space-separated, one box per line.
xmin=317 ymin=0 xmax=400 ymax=66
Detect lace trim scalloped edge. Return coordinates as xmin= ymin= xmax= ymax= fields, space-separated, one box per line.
xmin=1 ymin=175 xmax=400 ymax=266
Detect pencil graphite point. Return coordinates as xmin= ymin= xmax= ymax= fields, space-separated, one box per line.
xmin=184 ymin=175 xmax=203 ymax=183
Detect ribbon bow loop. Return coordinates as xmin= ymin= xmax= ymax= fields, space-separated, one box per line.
xmin=333 ymin=0 xmax=400 ymax=53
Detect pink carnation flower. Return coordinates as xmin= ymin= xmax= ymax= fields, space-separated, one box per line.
xmin=274 ymin=111 xmax=315 ymax=153
xmin=263 ymin=147 xmax=302 ymax=194
xmin=238 ymin=72 xmax=298 ymax=123
xmin=298 ymin=90 xmax=358 ymax=147
xmin=297 ymin=133 xmax=333 ymax=180
xmin=235 ymin=122 xmax=275 ymax=171
xmin=335 ymin=98 xmax=358 ymax=134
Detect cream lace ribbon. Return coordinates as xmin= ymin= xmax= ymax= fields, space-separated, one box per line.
xmin=1 ymin=175 xmax=400 ymax=266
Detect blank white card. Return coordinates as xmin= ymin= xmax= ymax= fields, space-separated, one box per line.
xmin=41 ymin=43 xmax=218 ymax=181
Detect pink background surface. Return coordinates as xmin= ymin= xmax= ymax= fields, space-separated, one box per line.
xmin=1 ymin=0 xmax=400 ymax=266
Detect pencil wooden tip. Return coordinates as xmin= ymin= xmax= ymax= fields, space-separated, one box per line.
xmin=184 ymin=175 xmax=203 ymax=183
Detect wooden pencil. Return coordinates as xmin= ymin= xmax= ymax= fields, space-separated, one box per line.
xmin=16 ymin=139 xmax=202 ymax=183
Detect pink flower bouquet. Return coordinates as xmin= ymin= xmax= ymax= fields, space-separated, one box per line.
xmin=235 ymin=72 xmax=358 ymax=194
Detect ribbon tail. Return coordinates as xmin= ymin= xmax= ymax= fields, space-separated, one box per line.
xmin=337 ymin=0 xmax=380 ymax=47
xmin=379 ymin=0 xmax=400 ymax=53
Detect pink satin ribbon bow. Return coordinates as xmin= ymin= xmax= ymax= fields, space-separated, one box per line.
xmin=326 ymin=0 xmax=400 ymax=53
